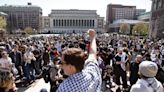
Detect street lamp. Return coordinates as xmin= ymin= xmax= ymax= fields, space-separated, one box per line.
xmin=33 ymin=29 xmax=36 ymax=34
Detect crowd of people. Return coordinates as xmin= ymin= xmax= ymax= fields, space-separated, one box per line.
xmin=0 ymin=29 xmax=164 ymax=92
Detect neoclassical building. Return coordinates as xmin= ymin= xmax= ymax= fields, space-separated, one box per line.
xmin=149 ymin=0 xmax=164 ymax=39
xmin=42 ymin=9 xmax=104 ymax=33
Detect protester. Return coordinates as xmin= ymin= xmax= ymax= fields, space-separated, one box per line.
xmin=102 ymin=65 xmax=113 ymax=91
xmin=56 ymin=29 xmax=102 ymax=92
xmin=42 ymin=57 xmax=65 ymax=92
xmin=9 ymin=45 xmax=23 ymax=79
xmin=114 ymin=47 xmax=128 ymax=91
xmin=129 ymin=55 xmax=142 ymax=85
xmin=0 ymin=30 xmax=164 ymax=92
xmin=23 ymin=46 xmax=36 ymax=83
xmin=0 ymin=51 xmax=13 ymax=70
xmin=130 ymin=61 xmax=164 ymax=92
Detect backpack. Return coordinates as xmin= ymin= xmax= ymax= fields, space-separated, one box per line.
xmin=42 ymin=66 xmax=50 ymax=83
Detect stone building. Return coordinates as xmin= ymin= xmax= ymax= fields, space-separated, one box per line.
xmin=106 ymin=4 xmax=146 ymax=32
xmin=149 ymin=0 xmax=164 ymax=39
xmin=42 ymin=9 xmax=104 ymax=33
xmin=0 ymin=3 xmax=42 ymax=33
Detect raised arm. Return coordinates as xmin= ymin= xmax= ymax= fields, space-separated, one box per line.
xmin=88 ymin=29 xmax=97 ymax=60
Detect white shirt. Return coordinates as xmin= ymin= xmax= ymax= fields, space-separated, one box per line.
xmin=116 ymin=52 xmax=127 ymax=71
xmin=130 ymin=78 xmax=164 ymax=92
xmin=0 ymin=57 xmax=12 ymax=69
xmin=55 ymin=41 xmax=62 ymax=53
xmin=160 ymin=45 xmax=164 ymax=55
xmin=151 ymin=53 xmax=157 ymax=61
xmin=24 ymin=52 xmax=36 ymax=64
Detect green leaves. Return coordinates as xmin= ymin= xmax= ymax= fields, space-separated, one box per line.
xmin=119 ymin=23 xmax=130 ymax=34
xmin=0 ymin=16 xmax=7 ymax=32
xmin=132 ymin=22 xmax=148 ymax=36
xmin=24 ymin=27 xmax=33 ymax=35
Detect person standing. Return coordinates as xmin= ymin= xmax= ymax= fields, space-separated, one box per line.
xmin=129 ymin=55 xmax=142 ymax=85
xmin=9 ymin=45 xmax=23 ymax=79
xmin=23 ymin=47 xmax=36 ymax=83
xmin=130 ymin=61 xmax=164 ymax=92
xmin=43 ymin=46 xmax=50 ymax=66
xmin=114 ymin=48 xmax=128 ymax=91
xmin=56 ymin=29 xmax=102 ymax=92
xmin=0 ymin=51 xmax=12 ymax=70
xmin=32 ymin=45 xmax=42 ymax=77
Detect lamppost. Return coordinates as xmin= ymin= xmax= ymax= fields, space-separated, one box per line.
xmin=162 ymin=31 xmax=164 ymax=38
xmin=33 ymin=29 xmax=36 ymax=34
xmin=135 ymin=31 xmax=137 ymax=36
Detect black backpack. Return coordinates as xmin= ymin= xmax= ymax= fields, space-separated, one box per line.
xmin=42 ymin=66 xmax=50 ymax=83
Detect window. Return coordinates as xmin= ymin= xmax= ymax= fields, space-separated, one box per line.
xmin=153 ymin=3 xmax=157 ymax=11
xmin=87 ymin=20 xmax=89 ymax=27
xmin=92 ymin=20 xmax=94 ymax=27
xmin=56 ymin=20 xmax=59 ymax=26
xmin=158 ymin=0 xmax=162 ymax=8
xmin=61 ymin=20 xmax=63 ymax=26
xmin=67 ymin=20 xmax=69 ymax=26
xmin=64 ymin=20 xmax=66 ymax=26
xmin=154 ymin=0 xmax=157 ymax=3
xmin=163 ymin=0 xmax=164 ymax=8
xmin=84 ymin=20 xmax=86 ymax=26
xmin=53 ymin=19 xmax=55 ymax=26
xmin=59 ymin=20 xmax=61 ymax=27
xmin=70 ymin=20 xmax=72 ymax=26
xmin=73 ymin=20 xmax=75 ymax=26
xmin=81 ymin=20 xmax=83 ymax=26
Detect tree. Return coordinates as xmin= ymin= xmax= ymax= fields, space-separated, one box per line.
xmin=24 ymin=27 xmax=33 ymax=35
xmin=132 ymin=22 xmax=148 ymax=36
xmin=0 ymin=16 xmax=7 ymax=37
xmin=0 ymin=16 xmax=7 ymax=32
xmin=119 ymin=23 xmax=130 ymax=34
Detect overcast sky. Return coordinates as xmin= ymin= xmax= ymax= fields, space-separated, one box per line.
xmin=0 ymin=0 xmax=152 ymax=17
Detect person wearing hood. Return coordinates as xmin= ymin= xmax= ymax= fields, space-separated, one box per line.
xmin=130 ymin=61 xmax=164 ymax=92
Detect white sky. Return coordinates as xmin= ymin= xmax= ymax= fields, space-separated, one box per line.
xmin=0 ymin=0 xmax=152 ymax=17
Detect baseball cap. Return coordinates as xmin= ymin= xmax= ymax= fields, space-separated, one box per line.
xmin=139 ymin=61 xmax=158 ymax=78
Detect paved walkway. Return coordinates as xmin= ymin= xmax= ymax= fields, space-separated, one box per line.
xmin=17 ymin=77 xmax=130 ymax=92
xmin=25 ymin=78 xmax=50 ymax=92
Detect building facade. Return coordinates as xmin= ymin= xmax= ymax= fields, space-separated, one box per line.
xmin=0 ymin=12 xmax=7 ymax=24
xmin=149 ymin=0 xmax=164 ymax=39
xmin=42 ymin=16 xmax=50 ymax=29
xmin=106 ymin=4 xmax=146 ymax=32
xmin=135 ymin=9 xmax=146 ymax=18
xmin=108 ymin=19 xmax=148 ymax=33
xmin=42 ymin=9 xmax=104 ymax=33
xmin=106 ymin=4 xmax=135 ymax=24
xmin=137 ymin=12 xmax=151 ymax=21
xmin=0 ymin=12 xmax=7 ymax=17
xmin=0 ymin=3 xmax=42 ymax=33
xmin=113 ymin=7 xmax=135 ymax=21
